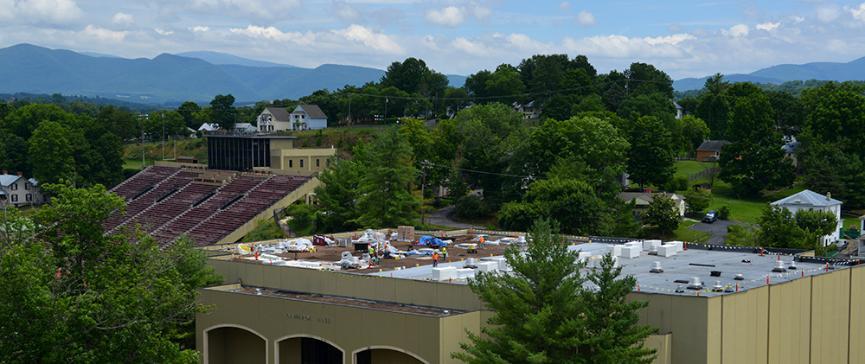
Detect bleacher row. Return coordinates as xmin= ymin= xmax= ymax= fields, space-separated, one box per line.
xmin=106 ymin=166 xmax=311 ymax=247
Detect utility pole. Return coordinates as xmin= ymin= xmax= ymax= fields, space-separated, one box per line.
xmin=161 ymin=113 xmax=165 ymax=161
xmin=419 ymin=160 xmax=428 ymax=226
xmin=384 ymin=97 xmax=389 ymax=123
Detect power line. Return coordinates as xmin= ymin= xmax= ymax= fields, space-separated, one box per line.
xmin=422 ymin=161 xmax=531 ymax=179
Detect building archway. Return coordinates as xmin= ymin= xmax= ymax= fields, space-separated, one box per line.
xmin=204 ymin=324 xmax=268 ymax=364
xmin=352 ymin=346 xmax=428 ymax=364
xmin=276 ymin=334 xmax=345 ymax=364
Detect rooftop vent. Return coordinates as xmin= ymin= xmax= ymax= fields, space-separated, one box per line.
xmin=788 ymin=260 xmax=797 ymax=270
xmin=734 ymin=273 xmax=744 ymax=281
xmin=711 ymin=281 xmax=724 ymax=292
xmin=649 ymin=261 xmax=663 ymax=273
xmin=675 ymin=285 xmax=685 ymax=293
xmin=772 ymin=260 xmax=787 ymax=273
xmin=687 ymin=276 xmax=703 ymax=290
xmin=465 ymin=258 xmax=478 ymax=269
xmin=710 ymin=270 xmax=721 ymax=277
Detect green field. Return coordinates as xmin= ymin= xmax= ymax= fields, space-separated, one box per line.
xmin=673 ymin=160 xmax=716 ymax=181
xmin=672 ymin=220 xmax=710 ymax=242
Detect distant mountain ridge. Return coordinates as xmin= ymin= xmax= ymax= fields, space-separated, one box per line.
xmin=0 ymin=44 xmax=467 ymax=104
xmin=674 ymin=56 xmax=865 ymax=91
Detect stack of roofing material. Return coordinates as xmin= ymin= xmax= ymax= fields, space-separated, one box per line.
xmin=432 ymin=267 xmax=457 ymax=281
xmin=620 ymin=242 xmax=642 ymax=259
xmin=643 ymin=240 xmax=662 ymax=252
xmin=657 ymin=245 xmax=677 ymax=257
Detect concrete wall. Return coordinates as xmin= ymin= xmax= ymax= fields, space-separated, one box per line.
xmin=271 ymin=148 xmax=335 ymax=176
xmin=197 ymin=286 xmax=472 ymax=364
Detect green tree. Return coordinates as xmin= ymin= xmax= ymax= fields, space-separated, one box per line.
xmin=177 ymin=101 xmax=203 ymax=129
xmin=757 ymin=206 xmax=808 ymax=248
xmin=0 ymin=184 xmax=219 ymax=363
xmin=314 ymin=158 xmax=362 ymax=232
xmin=355 ymin=127 xmax=419 ymax=227
xmin=795 ymin=209 xmax=838 ymax=255
xmin=644 ymin=194 xmax=680 ymax=235
xmin=454 ymin=220 xmax=654 ymax=363
xmin=581 ymin=254 xmax=656 ymax=363
xmin=695 ymin=74 xmax=729 ymax=139
xmin=2 ymin=103 xmax=75 ymax=139
xmin=0 ymin=130 xmax=29 ymax=174
xmin=380 ymin=57 xmax=448 ymax=97
xmin=209 ymin=94 xmax=237 ymax=130
xmin=28 ymin=121 xmax=76 ymax=184
xmin=683 ymin=189 xmax=711 ymax=215
xmin=628 ymin=116 xmax=675 ymax=188
xmin=678 ymin=115 xmax=710 ymax=155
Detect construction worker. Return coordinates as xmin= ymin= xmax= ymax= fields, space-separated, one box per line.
xmin=479 ymin=235 xmax=485 ymax=248
xmin=432 ymin=251 xmax=440 ymax=267
xmin=441 ymin=247 xmax=448 ymax=261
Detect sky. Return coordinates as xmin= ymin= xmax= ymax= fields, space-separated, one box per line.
xmin=2 ymin=0 xmax=865 ymax=78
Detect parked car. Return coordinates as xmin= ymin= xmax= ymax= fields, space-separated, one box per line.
xmin=703 ymin=211 xmax=718 ymax=223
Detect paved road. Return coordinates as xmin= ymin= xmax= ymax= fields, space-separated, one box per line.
xmin=425 ymin=206 xmax=484 ymax=229
xmin=689 ymin=220 xmax=739 ymax=245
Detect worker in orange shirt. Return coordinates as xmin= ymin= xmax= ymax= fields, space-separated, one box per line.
xmin=432 ymin=251 xmax=440 ymax=267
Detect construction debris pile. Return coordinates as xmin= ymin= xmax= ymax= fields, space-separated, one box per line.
xmin=231 ymin=228 xmax=522 ymax=273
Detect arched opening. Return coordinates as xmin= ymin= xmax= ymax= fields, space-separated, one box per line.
xmin=354 ymin=347 xmax=426 ymax=364
xmin=206 ymin=325 xmax=267 ymax=364
xmin=277 ymin=335 xmax=344 ymax=364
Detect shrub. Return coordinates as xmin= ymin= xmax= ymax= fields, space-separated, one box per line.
xmin=662 ymin=176 xmax=689 ymax=192
xmin=683 ymin=189 xmax=711 ymax=215
xmin=717 ymin=206 xmax=730 ymax=220
xmin=454 ymin=195 xmax=490 ymax=219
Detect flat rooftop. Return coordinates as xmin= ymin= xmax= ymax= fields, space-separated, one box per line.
xmin=208 ymin=231 xmax=859 ymax=298
xmin=370 ymin=242 xmax=853 ymax=297
xmin=209 ymin=284 xmax=465 ymax=317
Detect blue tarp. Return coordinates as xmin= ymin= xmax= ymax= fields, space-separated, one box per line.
xmin=418 ymin=235 xmax=448 ymax=248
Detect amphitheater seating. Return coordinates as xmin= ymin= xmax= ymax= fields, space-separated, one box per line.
xmin=107 ymin=166 xmax=311 ymax=247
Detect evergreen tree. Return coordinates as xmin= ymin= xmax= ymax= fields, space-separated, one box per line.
xmin=454 ymin=220 xmax=655 ymax=363
xmin=355 ymin=127 xmax=419 ymax=227
xmin=581 ymin=254 xmax=656 ymax=364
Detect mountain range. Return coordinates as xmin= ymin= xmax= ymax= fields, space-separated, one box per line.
xmin=674 ymin=56 xmax=865 ymax=91
xmin=0 ymin=44 xmax=467 ymax=105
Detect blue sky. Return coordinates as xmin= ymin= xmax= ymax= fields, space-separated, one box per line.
xmin=2 ymin=0 xmax=865 ymax=78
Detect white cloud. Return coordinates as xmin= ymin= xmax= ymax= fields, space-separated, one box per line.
xmin=563 ymin=33 xmax=695 ymax=58
xmin=817 ymin=5 xmax=840 ymax=23
xmin=723 ymin=24 xmax=749 ymax=38
xmin=190 ymin=25 xmax=210 ymax=33
xmin=505 ymin=33 xmax=551 ymax=52
xmin=112 ymin=12 xmax=134 ymax=25
xmin=426 ymin=6 xmax=464 ymax=26
xmin=756 ymin=22 xmax=780 ymax=32
xmin=336 ymin=24 xmax=404 ymax=54
xmin=333 ymin=0 xmax=360 ymax=21
xmin=560 ymin=1 xmax=570 ymax=10
xmin=850 ymin=3 xmax=865 ymax=22
xmin=451 ymin=37 xmax=490 ymax=56
xmin=229 ymin=25 xmax=315 ymax=45
xmin=470 ymin=3 xmax=490 ymax=19
xmin=154 ymin=28 xmax=174 ymax=36
xmin=189 ymin=0 xmax=300 ymax=18
xmin=0 ymin=0 xmax=81 ymax=22
xmin=791 ymin=16 xmax=805 ymax=23
xmin=576 ymin=10 xmax=595 ymax=26
xmin=81 ymin=25 xmax=126 ymax=42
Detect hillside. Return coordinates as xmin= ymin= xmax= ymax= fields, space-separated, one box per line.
xmin=674 ymin=56 xmax=865 ymax=91
xmin=0 ymin=44 xmax=467 ymax=104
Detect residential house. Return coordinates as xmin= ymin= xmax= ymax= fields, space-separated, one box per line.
xmin=618 ymin=191 xmax=687 ymax=217
xmin=674 ymin=101 xmax=684 ymax=120
xmin=771 ymin=189 xmax=842 ymax=246
xmin=289 ymin=105 xmax=328 ymax=130
xmin=256 ymin=106 xmax=292 ymax=132
xmin=512 ymin=101 xmax=541 ymax=120
xmin=0 ymin=172 xmax=44 ymax=207
xmin=695 ymin=140 xmax=731 ymax=162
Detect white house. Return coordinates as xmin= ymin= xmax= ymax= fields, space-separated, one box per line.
xmin=512 ymin=101 xmax=541 ymax=120
xmin=674 ymin=101 xmax=684 ymax=120
xmin=618 ymin=191 xmax=687 ymax=217
xmin=771 ymin=189 xmax=843 ymax=245
xmin=0 ymin=173 xmax=44 ymax=207
xmin=289 ymin=105 xmax=328 ymax=130
xmin=256 ymin=107 xmax=291 ymax=132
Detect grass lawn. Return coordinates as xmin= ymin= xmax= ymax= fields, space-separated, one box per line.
xmin=673 ymin=220 xmax=710 ymax=243
xmin=706 ymin=183 xmax=767 ymax=224
xmin=673 ymin=160 xmax=716 ymax=181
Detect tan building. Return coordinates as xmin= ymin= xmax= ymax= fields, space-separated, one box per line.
xmin=270 ymin=147 xmax=336 ymax=176
xmin=196 ymin=231 xmax=865 ymax=364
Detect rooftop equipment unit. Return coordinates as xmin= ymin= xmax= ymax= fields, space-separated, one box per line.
xmin=650 ymin=261 xmax=664 ymax=273
xmin=687 ymin=276 xmax=703 ymax=290
xmin=772 ymin=260 xmax=787 ymax=273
